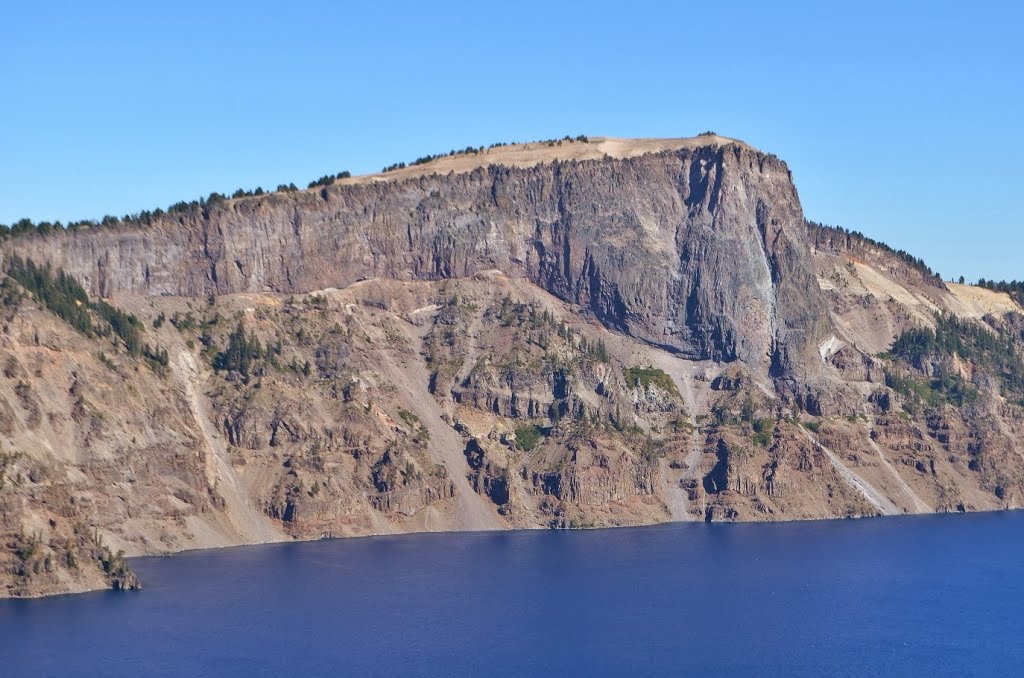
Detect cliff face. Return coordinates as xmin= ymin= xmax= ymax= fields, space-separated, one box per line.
xmin=10 ymin=143 xmax=831 ymax=379
xmin=3 ymin=136 xmax=1022 ymax=599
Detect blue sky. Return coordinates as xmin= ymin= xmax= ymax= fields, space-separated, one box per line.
xmin=2 ymin=1 xmax=1021 ymax=280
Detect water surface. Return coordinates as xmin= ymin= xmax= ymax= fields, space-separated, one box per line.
xmin=2 ymin=512 xmax=1022 ymax=676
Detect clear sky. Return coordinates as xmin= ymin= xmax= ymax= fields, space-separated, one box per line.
xmin=2 ymin=1 xmax=1021 ymax=281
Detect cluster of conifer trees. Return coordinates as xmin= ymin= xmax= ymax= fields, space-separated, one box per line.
xmin=5 ymin=255 xmax=144 ymax=351
xmin=887 ymin=312 xmax=1024 ymax=406
xmin=0 ymin=171 xmax=352 ymax=239
xmin=2 ymin=135 xmax=596 ymax=236
xmin=805 ymin=220 xmax=940 ymax=279
xmin=210 ymin=320 xmax=310 ymax=379
xmin=3 ymin=256 xmax=172 ymax=373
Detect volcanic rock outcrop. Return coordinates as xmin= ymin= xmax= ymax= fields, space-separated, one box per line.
xmin=1 ymin=135 xmax=1021 ymax=598
xmin=11 ymin=139 xmax=831 ymax=381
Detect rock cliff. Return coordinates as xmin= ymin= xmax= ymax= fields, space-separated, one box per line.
xmin=10 ymin=139 xmax=831 ymax=381
xmin=1 ymin=135 xmax=1022 ymax=598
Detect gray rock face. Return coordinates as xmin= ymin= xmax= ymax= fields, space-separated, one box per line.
xmin=8 ymin=143 xmax=832 ymax=380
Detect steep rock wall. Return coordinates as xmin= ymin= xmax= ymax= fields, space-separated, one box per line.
xmin=8 ymin=144 xmax=831 ymax=379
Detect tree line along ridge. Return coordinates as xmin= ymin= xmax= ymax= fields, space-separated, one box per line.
xmin=0 ymin=135 xmax=592 ymax=240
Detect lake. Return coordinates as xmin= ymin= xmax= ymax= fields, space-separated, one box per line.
xmin=2 ymin=512 xmax=1022 ymax=676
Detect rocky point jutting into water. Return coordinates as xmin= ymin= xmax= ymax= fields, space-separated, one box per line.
xmin=1 ymin=135 xmax=1022 ymax=597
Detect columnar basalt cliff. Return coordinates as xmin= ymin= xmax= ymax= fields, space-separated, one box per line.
xmin=10 ymin=142 xmax=830 ymax=380
xmin=1 ymin=136 xmax=1022 ymax=598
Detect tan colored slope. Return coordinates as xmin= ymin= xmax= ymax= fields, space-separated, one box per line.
xmin=946 ymin=283 xmax=1023 ymax=318
xmin=173 ymin=350 xmax=286 ymax=546
xmin=813 ymin=248 xmax=1022 ymax=356
xmin=338 ymin=134 xmax=751 ymax=186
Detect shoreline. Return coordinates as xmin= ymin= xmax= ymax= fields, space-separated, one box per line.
xmin=6 ymin=506 xmax=1021 ymax=602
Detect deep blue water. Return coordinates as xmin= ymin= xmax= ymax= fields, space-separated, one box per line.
xmin=2 ymin=512 xmax=1022 ymax=677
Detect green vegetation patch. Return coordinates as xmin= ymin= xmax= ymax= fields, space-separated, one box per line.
xmin=883 ymin=368 xmax=977 ymax=413
xmin=751 ymin=418 xmax=774 ymax=447
xmin=888 ymin=312 xmax=1022 ymax=402
xmin=514 ymin=424 xmax=545 ymax=452
xmin=624 ymin=366 xmax=678 ymax=396
xmin=803 ymin=420 xmax=822 ymax=433
xmin=212 ymin=320 xmax=275 ymax=378
xmin=5 ymin=255 xmax=148 ymax=356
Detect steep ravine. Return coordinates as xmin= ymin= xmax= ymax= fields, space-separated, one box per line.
xmin=174 ymin=350 xmax=285 ymax=545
